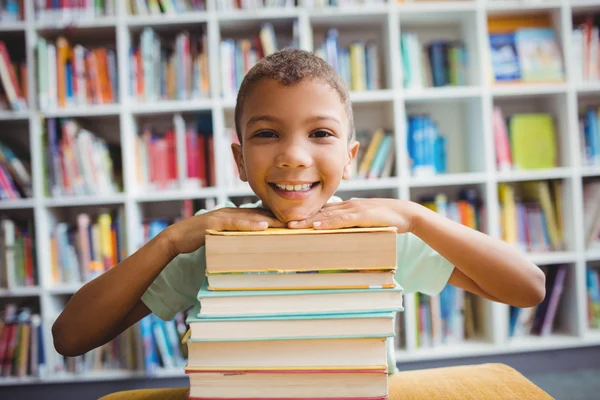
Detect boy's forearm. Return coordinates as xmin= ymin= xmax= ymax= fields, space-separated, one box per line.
xmin=408 ymin=203 xmax=546 ymax=307
xmin=52 ymin=231 xmax=178 ymax=356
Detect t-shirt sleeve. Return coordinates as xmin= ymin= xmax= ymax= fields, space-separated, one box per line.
xmin=141 ymin=202 xmax=235 ymax=321
xmin=394 ymin=233 xmax=455 ymax=296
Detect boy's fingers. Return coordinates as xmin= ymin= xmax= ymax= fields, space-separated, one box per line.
xmin=313 ymin=213 xmax=360 ymax=229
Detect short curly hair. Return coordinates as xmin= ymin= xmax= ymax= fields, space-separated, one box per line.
xmin=234 ymin=48 xmax=354 ymax=143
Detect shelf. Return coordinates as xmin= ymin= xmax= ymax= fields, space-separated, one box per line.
xmin=408 ymin=172 xmax=487 ymax=188
xmin=47 ymin=282 xmax=83 ymax=295
xmin=404 ymin=86 xmax=482 ymax=102
xmin=44 ymin=194 xmax=126 ymax=208
xmin=0 ymin=110 xmax=30 ymax=121
xmin=0 ymin=21 xmax=26 ymax=32
xmin=40 ymin=104 xmax=121 ymax=118
xmin=350 ymin=90 xmax=395 ymax=104
xmin=135 ymin=187 xmax=220 ymax=202
xmin=130 ymin=99 xmax=213 ymax=115
xmin=396 ymin=334 xmax=600 ymax=363
xmin=496 ymin=167 xmax=572 ymax=182
xmin=127 ymin=12 xmax=209 ymax=27
xmin=396 ymin=340 xmax=496 ymax=362
xmin=217 ymin=8 xmax=299 ymax=23
xmin=586 ymin=248 xmax=600 ymax=262
xmin=490 ymin=83 xmax=567 ymax=97
xmin=338 ymin=177 xmax=399 ymax=192
xmin=0 ymin=286 xmax=41 ymax=298
xmin=0 ymin=198 xmax=35 ymax=210
xmin=527 ymin=251 xmax=578 ymax=266
xmin=575 ymin=81 xmax=600 ymax=94
xmin=581 ymin=165 xmax=600 ymax=177
xmin=486 ymin=0 xmax=563 ymax=13
xmin=34 ymin=17 xmax=118 ymax=30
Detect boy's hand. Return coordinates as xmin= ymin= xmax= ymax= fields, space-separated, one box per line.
xmin=165 ymin=207 xmax=286 ymax=255
xmin=288 ymin=199 xmax=418 ymax=233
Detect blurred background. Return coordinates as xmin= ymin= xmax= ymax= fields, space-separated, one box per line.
xmin=0 ymin=0 xmax=599 ymax=398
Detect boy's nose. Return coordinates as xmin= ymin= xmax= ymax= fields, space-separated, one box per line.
xmin=274 ymin=143 xmax=312 ymax=169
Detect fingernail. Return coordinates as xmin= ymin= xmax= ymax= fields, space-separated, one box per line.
xmin=289 ymin=221 xmax=298 ymax=226
xmin=259 ymin=222 xmax=268 ymax=228
xmin=313 ymin=221 xmax=321 ymax=227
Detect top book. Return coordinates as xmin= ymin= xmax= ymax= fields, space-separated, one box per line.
xmin=205 ymin=226 xmax=398 ymax=274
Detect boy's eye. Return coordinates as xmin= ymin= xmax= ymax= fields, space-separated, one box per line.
xmin=255 ymin=130 xmax=278 ymax=138
xmin=310 ymin=130 xmax=334 ymax=138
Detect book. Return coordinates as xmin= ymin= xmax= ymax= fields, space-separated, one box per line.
xmin=196 ymin=279 xmax=403 ymax=318
xmin=206 ymin=268 xmax=396 ymax=291
xmin=186 ymin=369 xmax=388 ymax=400
xmin=205 ymin=226 xmax=398 ymax=274
xmin=185 ymin=337 xmax=388 ymax=370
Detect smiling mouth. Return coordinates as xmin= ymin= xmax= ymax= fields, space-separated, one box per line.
xmin=269 ymin=182 xmax=320 ymax=192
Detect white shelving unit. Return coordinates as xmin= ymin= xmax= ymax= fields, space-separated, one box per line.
xmin=1 ymin=0 xmax=600 ymax=386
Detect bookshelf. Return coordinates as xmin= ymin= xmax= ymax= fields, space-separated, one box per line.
xmin=0 ymin=0 xmax=599 ymax=386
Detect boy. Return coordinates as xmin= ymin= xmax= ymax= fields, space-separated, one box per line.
xmin=52 ymin=49 xmax=545 ymax=374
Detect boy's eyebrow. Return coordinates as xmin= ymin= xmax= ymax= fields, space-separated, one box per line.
xmin=305 ymin=115 xmax=342 ymax=127
xmin=245 ymin=114 xmax=342 ymax=129
xmin=246 ymin=115 xmax=281 ymax=128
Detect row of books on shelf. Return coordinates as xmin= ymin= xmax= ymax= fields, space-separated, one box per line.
xmin=134 ymin=113 xmax=215 ymax=190
xmin=128 ymin=0 xmax=206 ymax=15
xmin=315 ymin=29 xmax=381 ymax=92
xmin=50 ymin=209 xmax=125 ymax=285
xmin=0 ymin=1 xmax=21 ymax=22
xmin=0 ymin=304 xmax=44 ymax=378
xmin=406 ymin=114 xmax=447 ymax=177
xmin=217 ymin=0 xmax=295 ymax=10
xmin=572 ymin=15 xmax=600 ymax=83
xmin=488 ymin=15 xmax=564 ymax=84
xmin=43 ymin=118 xmax=121 ymax=197
xmin=414 ymin=287 xmax=477 ymax=348
xmin=131 ymin=28 xmax=210 ymax=103
xmin=493 ymin=109 xmax=557 ymax=172
xmin=588 ymin=266 xmax=600 ymax=330
xmin=353 ymin=129 xmax=395 ymax=180
xmin=0 ymin=141 xmax=31 ymax=200
xmin=401 ymin=35 xmax=468 ymax=89
xmin=580 ymin=106 xmax=600 ymax=167
xmin=0 ymin=41 xmax=27 ymax=112
xmin=220 ymin=23 xmax=286 ymax=98
xmin=0 ymin=218 xmax=36 ymax=290
xmin=499 ymin=180 xmax=563 ymax=253
xmin=509 ymin=265 xmax=567 ymax=338
xmin=35 ymin=0 xmax=115 ymax=22
xmin=37 ymin=37 xmax=118 ymax=111
xmin=583 ymin=180 xmax=600 ymax=249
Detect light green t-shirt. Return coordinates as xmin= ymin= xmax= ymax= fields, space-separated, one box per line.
xmin=141 ymin=196 xmax=455 ymax=373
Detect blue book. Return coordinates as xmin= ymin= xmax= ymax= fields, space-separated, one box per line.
xmin=195 ymin=279 xmax=404 ymax=319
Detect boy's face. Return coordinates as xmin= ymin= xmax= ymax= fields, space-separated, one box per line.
xmin=232 ymin=78 xmax=359 ymax=223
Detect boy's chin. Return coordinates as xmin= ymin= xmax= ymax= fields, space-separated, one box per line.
xmin=270 ymin=206 xmax=321 ymax=225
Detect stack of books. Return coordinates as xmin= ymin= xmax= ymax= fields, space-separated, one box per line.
xmin=184 ymin=226 xmax=404 ymax=399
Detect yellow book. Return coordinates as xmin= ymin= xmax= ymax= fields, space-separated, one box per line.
xmin=357 ymin=129 xmax=384 ymax=179
xmin=499 ymin=183 xmax=517 ymax=245
xmin=98 ymin=213 xmax=113 ymax=270
xmin=349 ymin=41 xmax=366 ymax=91
xmin=509 ymin=114 xmax=556 ymax=170
xmin=523 ymin=181 xmax=561 ymax=250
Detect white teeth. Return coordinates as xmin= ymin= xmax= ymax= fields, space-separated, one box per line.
xmin=275 ymin=183 xmax=314 ymax=192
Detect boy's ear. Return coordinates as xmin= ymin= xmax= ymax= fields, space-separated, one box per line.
xmin=342 ymin=140 xmax=360 ymax=180
xmin=231 ymin=143 xmax=248 ymax=182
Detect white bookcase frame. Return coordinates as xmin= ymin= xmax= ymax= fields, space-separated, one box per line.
xmin=0 ymin=0 xmax=598 ymax=386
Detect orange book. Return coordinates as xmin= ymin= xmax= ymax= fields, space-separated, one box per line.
xmin=56 ymin=37 xmax=71 ymax=108
xmin=487 ymin=14 xmax=552 ymax=34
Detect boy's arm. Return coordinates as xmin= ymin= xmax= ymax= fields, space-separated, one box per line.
xmin=52 ymin=232 xmax=175 ymax=357
xmin=52 ymin=207 xmax=285 ymax=357
xmin=412 ymin=204 xmax=546 ymax=308
xmin=288 ymin=198 xmax=546 ymax=308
